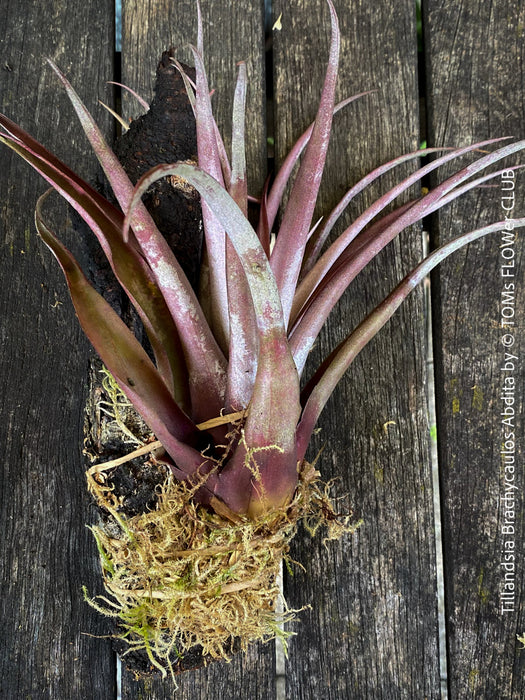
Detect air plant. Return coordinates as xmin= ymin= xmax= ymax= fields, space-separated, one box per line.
xmin=1 ymin=0 xmax=524 ymax=678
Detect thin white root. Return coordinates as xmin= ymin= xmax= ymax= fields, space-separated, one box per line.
xmin=87 ymin=410 xmax=247 ymax=476
xmin=87 ymin=440 xmax=163 ymax=475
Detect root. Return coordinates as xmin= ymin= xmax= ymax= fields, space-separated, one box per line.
xmin=98 ymin=366 xmax=147 ymax=447
xmin=86 ymin=460 xmax=359 ymax=677
xmin=86 ymin=410 xmax=247 ymax=477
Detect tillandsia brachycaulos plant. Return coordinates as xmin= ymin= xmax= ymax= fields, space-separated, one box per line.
xmin=2 ymin=0 xmax=525 ymax=677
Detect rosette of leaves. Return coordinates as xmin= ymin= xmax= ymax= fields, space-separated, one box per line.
xmin=1 ymin=0 xmax=524 ymax=677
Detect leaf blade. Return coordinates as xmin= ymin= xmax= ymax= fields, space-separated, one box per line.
xmin=34 ymin=194 xmax=209 ymax=478
xmin=125 ymin=162 xmax=302 ymax=515
xmin=295 ymin=138 xmax=517 ymax=317
xmin=0 ymin=127 xmax=191 ymax=408
xmin=225 ymin=61 xmax=258 ymax=409
xmin=269 ymin=0 xmax=340 ymax=325
xmin=296 ymin=217 xmax=525 ymax=458
xmin=47 ymin=60 xmax=228 ymax=421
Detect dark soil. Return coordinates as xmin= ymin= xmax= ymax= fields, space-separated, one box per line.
xmin=112 ymin=636 xmax=241 ymax=680
xmin=101 ymin=458 xmax=169 ymax=518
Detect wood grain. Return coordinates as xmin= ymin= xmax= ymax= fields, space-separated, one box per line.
xmin=425 ymin=0 xmax=525 ymax=697
xmin=0 ymin=1 xmax=116 ymax=698
xmin=1 ymin=0 xmax=523 ymax=697
xmin=120 ymin=0 xmax=272 ymax=695
xmin=273 ymin=0 xmax=440 ymax=697
xmin=120 ymin=642 xmax=275 ymax=700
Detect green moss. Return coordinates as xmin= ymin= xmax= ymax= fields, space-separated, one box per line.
xmin=347 ymin=621 xmax=360 ymax=636
xmin=477 ymin=570 xmax=490 ymax=605
xmin=24 ymin=225 xmax=31 ymax=252
xmin=450 ymin=378 xmax=462 ymax=415
xmin=373 ymin=462 xmax=384 ymax=484
xmin=471 ymin=385 xmax=483 ymax=411
xmin=468 ymin=668 xmax=479 ymax=692
xmin=85 ymin=462 xmax=356 ymax=678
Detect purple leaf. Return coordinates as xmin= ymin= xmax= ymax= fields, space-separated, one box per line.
xmin=300 ymin=147 xmax=449 ymax=278
xmin=107 ymin=81 xmax=150 ymax=111
xmin=0 ymin=122 xmax=190 ymax=408
xmin=125 ymin=162 xmax=302 ymax=516
xmin=295 ymin=138 xmax=515 ymax=316
xmin=262 ymin=92 xmax=372 ymax=240
xmin=269 ymin=0 xmax=340 ymax=326
xmin=290 ymin=151 xmax=525 ymax=375
xmin=296 ymin=217 xmax=525 ymax=459
xmin=230 ymin=62 xmax=248 ymax=215
xmin=191 ymin=45 xmax=230 ymax=352
xmin=34 ymin=193 xmax=212 ymax=479
xmin=225 ymin=61 xmax=258 ymax=410
xmin=47 ymin=60 xmax=228 ymax=422
xmin=256 ymin=175 xmax=272 ymax=257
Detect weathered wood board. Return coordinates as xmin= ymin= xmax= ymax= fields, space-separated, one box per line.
xmin=425 ymin=1 xmax=525 ymax=698
xmin=273 ymin=0 xmax=440 ymax=697
xmin=0 ymin=2 xmax=117 ymax=698
xmin=0 ymin=0 xmax=523 ymax=698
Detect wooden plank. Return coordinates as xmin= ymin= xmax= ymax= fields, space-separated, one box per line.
xmin=272 ymin=1 xmax=441 ymax=697
xmin=424 ymin=0 xmax=525 ymax=697
xmin=121 ymin=643 xmax=275 ymax=700
xmin=0 ymin=1 xmax=117 ymax=698
xmin=119 ymin=1 xmax=272 ymax=696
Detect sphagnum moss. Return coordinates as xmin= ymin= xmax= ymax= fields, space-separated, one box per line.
xmin=84 ymin=365 xmax=356 ymax=677
xmin=86 ymin=447 xmax=356 ymax=677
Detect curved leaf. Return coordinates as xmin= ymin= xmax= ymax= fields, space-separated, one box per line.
xmin=269 ymin=0 xmax=340 ymax=325
xmin=290 ymin=163 xmax=525 ymax=375
xmin=125 ymin=162 xmax=302 ymax=515
xmin=191 ymin=45 xmax=230 ymax=351
xmin=35 ymin=194 xmax=209 ymax=477
xmin=225 ymin=61 xmax=258 ymax=410
xmin=260 ymin=92 xmax=373 ymax=243
xmin=296 ymin=217 xmax=525 ymax=460
xmin=299 ymin=147 xmax=448 ymax=279
xmin=0 ymin=125 xmax=190 ymax=409
xmin=47 ymin=60 xmax=228 ymax=421
xmin=294 ymin=138 xmax=517 ymax=317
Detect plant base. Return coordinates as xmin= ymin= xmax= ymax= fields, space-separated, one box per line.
xmin=86 ymin=458 xmax=355 ymax=679
xmin=83 ymin=362 xmax=358 ymax=679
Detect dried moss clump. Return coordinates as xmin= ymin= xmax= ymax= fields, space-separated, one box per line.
xmin=85 ymin=461 xmax=357 ymax=677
